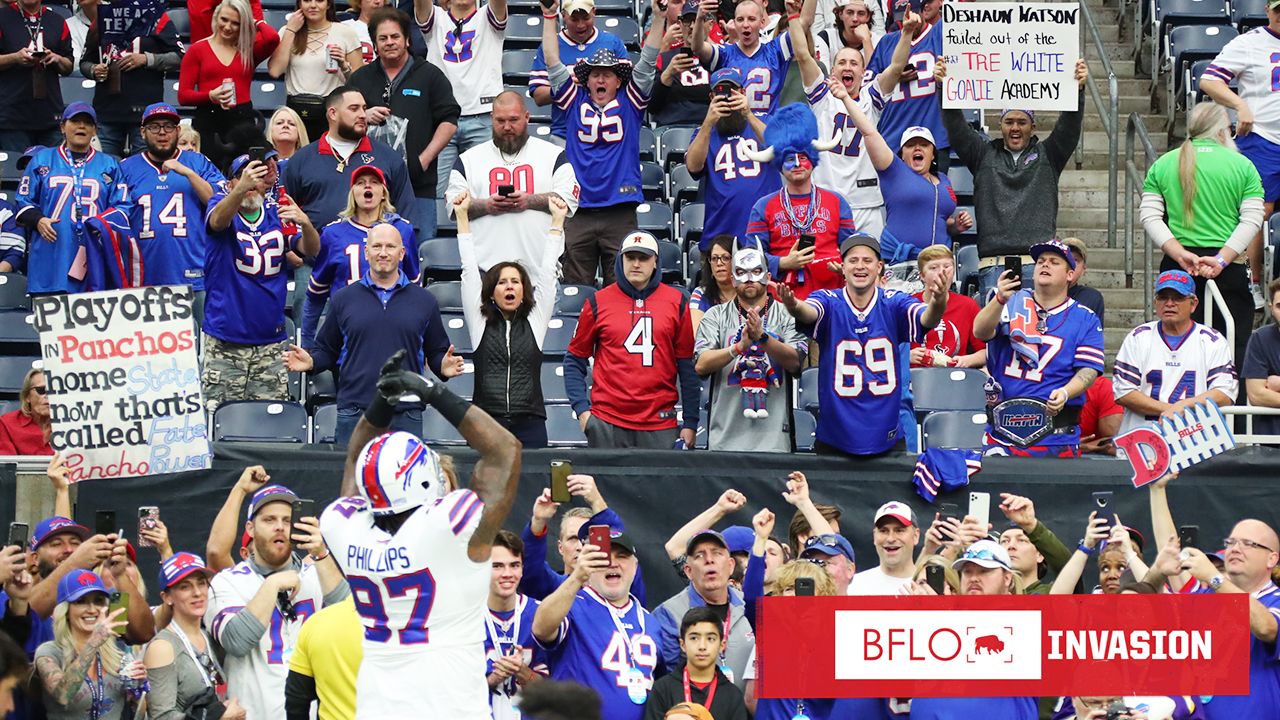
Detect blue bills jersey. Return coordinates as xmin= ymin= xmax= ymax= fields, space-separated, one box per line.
xmin=867 ymin=21 xmax=948 ymax=151
xmin=536 ymin=587 xmax=661 ymax=720
xmin=986 ymin=294 xmax=1106 ymax=447
xmin=17 ymin=145 xmax=127 ymax=294
xmin=484 ymin=594 xmax=549 ymax=719
xmin=909 ymin=697 xmax=1038 ymax=719
xmin=710 ymin=34 xmax=795 ymax=116
xmin=692 ymin=124 xmax=781 ymax=250
xmin=1200 ymin=583 xmax=1280 ymax=720
xmin=202 ymin=193 xmax=297 ymax=345
xmin=553 ymin=79 xmax=648 ymax=208
xmin=800 ymin=287 xmax=927 ymax=455
xmin=117 ymin=149 xmax=226 ymax=291
xmin=530 ymin=30 xmax=631 ymax=136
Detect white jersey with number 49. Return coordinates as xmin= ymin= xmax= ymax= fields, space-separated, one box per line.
xmin=322 ymin=490 xmax=490 ymax=719
xmin=1112 ymin=321 xmax=1238 ymax=436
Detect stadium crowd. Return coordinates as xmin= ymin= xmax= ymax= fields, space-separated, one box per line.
xmin=0 ymin=0 xmax=1273 ymax=714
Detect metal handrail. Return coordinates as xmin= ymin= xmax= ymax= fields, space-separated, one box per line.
xmin=1201 ymin=277 xmax=1236 ymax=362
xmin=1123 ymin=112 xmax=1159 ymax=317
xmin=1076 ymin=0 xmax=1121 ymax=249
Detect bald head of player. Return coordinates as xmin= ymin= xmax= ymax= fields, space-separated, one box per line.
xmin=491 ymin=91 xmax=530 ymax=154
xmin=1224 ymin=519 xmax=1280 ymax=590
xmin=732 ymin=0 xmax=767 ymax=52
xmin=365 ymin=223 xmax=406 ymax=284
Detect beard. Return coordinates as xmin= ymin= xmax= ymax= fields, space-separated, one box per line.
xmin=336 ymin=119 xmax=365 ymax=142
xmin=146 ymin=139 xmax=177 ymax=161
xmin=716 ymin=113 xmax=748 ymax=136
xmin=493 ymin=129 xmax=529 ymax=155
xmin=240 ymin=193 xmax=264 ymax=212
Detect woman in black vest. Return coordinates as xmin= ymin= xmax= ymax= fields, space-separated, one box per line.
xmin=454 ymin=191 xmax=568 ymax=448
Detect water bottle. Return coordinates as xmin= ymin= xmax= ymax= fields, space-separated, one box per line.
xmin=119 ymin=650 xmax=148 ymax=699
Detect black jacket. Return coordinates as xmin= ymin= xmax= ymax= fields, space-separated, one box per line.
xmin=349 ymin=56 xmax=460 ymax=198
xmin=643 ymin=666 xmax=750 ymax=720
xmin=472 ymin=311 xmax=546 ymax=420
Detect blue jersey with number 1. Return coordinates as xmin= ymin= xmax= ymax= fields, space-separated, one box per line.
xmin=711 ymin=34 xmax=794 ymax=116
xmin=692 ymin=125 xmax=781 ymax=249
xmin=800 ymin=286 xmax=927 ymax=454
xmin=202 ymin=193 xmax=297 ymax=345
xmin=867 ymin=21 xmax=948 ymax=151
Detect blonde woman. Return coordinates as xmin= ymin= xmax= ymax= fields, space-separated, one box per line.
xmin=268 ymin=106 xmax=310 ymax=173
xmin=177 ymin=125 xmax=201 ymax=153
xmin=907 ymin=553 xmax=961 ymax=595
xmin=34 ymin=570 xmax=146 ymax=720
xmin=1142 ymin=101 xmax=1266 ymax=363
xmin=268 ymin=0 xmax=363 ymax=140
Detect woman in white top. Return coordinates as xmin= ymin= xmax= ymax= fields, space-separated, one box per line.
xmin=340 ymin=0 xmax=386 ymax=63
xmin=268 ymin=0 xmax=364 ymax=141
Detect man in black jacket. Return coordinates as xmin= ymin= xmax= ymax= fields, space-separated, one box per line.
xmin=349 ymin=7 xmax=460 ymax=236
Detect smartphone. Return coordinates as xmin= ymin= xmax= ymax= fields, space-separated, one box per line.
xmin=7 ymin=522 xmax=27 ymax=549
xmin=1004 ymin=256 xmax=1022 ymax=289
xmin=137 ymin=507 xmax=159 ymax=548
xmin=968 ymin=492 xmax=991 ymax=530
xmin=1092 ymin=492 xmax=1113 ymax=531
xmin=496 ymin=184 xmax=515 ymax=197
xmin=550 ymin=461 xmax=572 ymax=504
xmin=797 ymin=234 xmax=816 ymax=251
xmin=587 ymin=524 xmax=612 ymax=557
xmin=794 ymin=577 xmax=816 ymax=596
xmin=680 ymin=46 xmax=695 ymax=57
xmin=938 ymin=502 xmax=960 ymax=539
xmin=95 ymin=511 xmax=116 ymax=538
xmin=292 ymin=499 xmax=316 ymax=527
xmin=925 ymin=564 xmax=946 ymax=595
xmin=108 ymin=592 xmax=129 ymax=634
xmin=1178 ymin=525 xmax=1200 ymax=550
xmin=248 ymin=146 xmax=269 ymax=164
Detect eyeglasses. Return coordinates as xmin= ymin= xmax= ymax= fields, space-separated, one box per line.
xmin=959 ymin=547 xmax=1006 ymax=566
xmin=1223 ymin=537 xmax=1275 ymax=553
xmin=31 ymin=386 xmax=46 ymax=395
xmin=144 ymin=122 xmax=179 ymax=133
xmin=709 ymin=255 xmax=731 ymax=265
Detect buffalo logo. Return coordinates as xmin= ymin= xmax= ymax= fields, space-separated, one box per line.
xmin=78 ymin=573 xmax=97 ymax=587
xmin=964 ymin=627 xmax=1014 ymax=663
xmin=973 ymin=635 xmax=1005 ymax=655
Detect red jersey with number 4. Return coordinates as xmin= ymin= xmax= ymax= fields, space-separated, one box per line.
xmin=568 ymin=282 xmax=694 ymax=431
xmin=910 ymin=290 xmax=985 ymax=367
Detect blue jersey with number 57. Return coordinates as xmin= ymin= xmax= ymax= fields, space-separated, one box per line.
xmin=710 ymin=34 xmax=794 ymax=116
xmin=202 ymin=193 xmax=297 ymax=345
xmin=800 ymin=286 xmax=927 ymax=455
xmin=867 ymin=21 xmax=948 ymax=151
xmin=692 ymin=125 xmax=781 ymax=250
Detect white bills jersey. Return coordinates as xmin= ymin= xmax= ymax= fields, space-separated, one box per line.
xmin=1112 ymin=321 xmax=1238 ymax=436
xmin=1202 ymin=28 xmax=1280 ymax=145
xmin=206 ymin=561 xmax=325 ymax=720
xmin=419 ymin=4 xmax=507 ymax=115
xmin=322 ymin=489 xmax=490 ymax=719
xmin=807 ymin=78 xmax=886 ymax=210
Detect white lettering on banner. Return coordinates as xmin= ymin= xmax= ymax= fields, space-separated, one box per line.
xmin=833 ymin=611 xmax=1042 ymax=680
xmin=1046 ymin=631 xmax=1212 ymax=661
xmin=939 ymin=2 xmax=1080 ymax=111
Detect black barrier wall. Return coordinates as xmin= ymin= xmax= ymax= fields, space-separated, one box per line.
xmin=73 ymin=445 xmax=1280 ymax=605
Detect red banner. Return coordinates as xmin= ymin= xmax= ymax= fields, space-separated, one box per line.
xmin=756 ymin=594 xmax=1251 ymax=698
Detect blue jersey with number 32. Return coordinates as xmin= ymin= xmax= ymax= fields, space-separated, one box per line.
xmin=202 ymin=193 xmax=297 ymax=345
xmin=801 ymin=287 xmax=927 ymax=454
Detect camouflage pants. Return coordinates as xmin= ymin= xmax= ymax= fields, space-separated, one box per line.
xmin=201 ymin=334 xmax=289 ymax=413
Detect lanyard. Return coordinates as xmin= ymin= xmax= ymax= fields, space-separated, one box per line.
xmin=584 ymin=587 xmax=646 ymax=670
xmin=86 ymin=655 xmax=107 ymax=720
xmin=57 ymin=145 xmax=88 ymax=224
xmin=779 ymin=188 xmax=818 ymax=236
xmin=682 ymin=666 xmax=718 ymax=709
xmin=169 ymin=622 xmax=216 ymax=689
xmin=483 ymin=595 xmax=524 ymax=657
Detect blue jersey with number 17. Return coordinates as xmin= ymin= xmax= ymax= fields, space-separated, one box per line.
xmin=711 ymin=34 xmax=794 ymax=116
xmin=867 ymin=21 xmax=948 ymax=151
xmin=202 ymin=193 xmax=297 ymax=346
xmin=801 ymin=286 xmax=927 ymax=455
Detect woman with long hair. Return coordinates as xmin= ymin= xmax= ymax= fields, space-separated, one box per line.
xmin=0 ymin=368 xmax=53 ymax=455
xmin=34 ymin=570 xmax=146 ymax=720
xmin=178 ymin=0 xmax=280 ymax=170
xmin=691 ymin=234 xmax=736 ymax=331
xmin=268 ymin=0 xmax=363 ymax=141
xmin=268 ymin=106 xmax=310 ymax=174
xmin=455 ymin=191 xmax=567 ymax=448
xmin=1051 ymin=514 xmax=1148 ymax=596
xmin=144 ymin=553 xmax=245 ymax=720
xmin=1142 ymin=100 xmax=1266 ymax=366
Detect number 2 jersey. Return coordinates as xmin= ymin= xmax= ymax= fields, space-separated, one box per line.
xmin=1112 ymin=321 xmax=1238 ymax=436
xmin=801 ymin=287 xmax=928 ymax=454
xmin=202 ymin=194 xmax=299 ymax=346
xmin=205 ymin=561 xmax=325 ymax=720
xmin=321 ymin=489 xmax=490 ymax=719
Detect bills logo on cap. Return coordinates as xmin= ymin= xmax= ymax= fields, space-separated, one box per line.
xmin=78 ymin=573 xmax=97 ymax=587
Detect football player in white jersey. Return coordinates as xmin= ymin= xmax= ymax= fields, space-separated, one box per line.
xmin=322 ymin=349 xmax=522 ymax=719
xmin=206 ymin=484 xmax=350 ymax=720
xmin=1113 ymin=270 xmax=1238 ymax=437
xmin=791 ymin=6 xmax=921 ymax=239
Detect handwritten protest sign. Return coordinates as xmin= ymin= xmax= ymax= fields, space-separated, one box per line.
xmin=940 ymin=2 xmax=1080 ymax=111
xmin=31 ymin=286 xmax=211 ymax=482
xmin=1114 ymin=399 xmax=1236 ymax=488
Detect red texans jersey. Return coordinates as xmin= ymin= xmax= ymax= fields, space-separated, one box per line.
xmin=910 ymin=291 xmax=985 ymax=366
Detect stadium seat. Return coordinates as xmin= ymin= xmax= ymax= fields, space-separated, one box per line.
xmin=435 ymin=198 xmax=458 ymax=236
xmin=253 ymin=80 xmax=286 ymax=110
xmin=962 ymin=108 xmax=984 ymax=132
xmin=678 ymin=202 xmax=705 ymax=250
xmin=912 ymin=368 xmax=987 ymax=413
xmin=546 ymin=404 xmax=588 ymax=446
xmin=507 ymin=0 xmax=544 ymax=14
xmin=0 ymin=274 xmax=28 ymax=310
xmin=668 ymin=164 xmax=700 ymax=209
xmin=167 ymin=7 xmax=190 ymax=42
xmin=444 ymin=364 xmax=475 ymax=400
xmin=1168 ymin=24 xmax=1236 ymax=91
xmin=60 ymin=77 xmax=95 ymax=107
xmin=921 ymin=410 xmax=987 ymax=450
xmin=798 ymin=366 xmax=820 ymax=414
xmin=506 ymin=15 xmax=545 ymax=48
xmin=523 ymin=93 xmax=551 ymax=124
xmin=1232 ymin=0 xmax=1268 ymax=29
xmin=420 ymin=238 xmax=462 ymax=283
xmin=260 ymin=0 xmax=296 ymax=9
xmin=312 ymin=404 xmax=337 ymax=444
xmin=600 ymin=17 xmax=641 ymax=49
xmin=954 ymin=205 xmax=977 ymax=243
xmin=948 ymin=165 xmax=975 ymax=206
xmin=262 ymin=8 xmax=290 ymax=29
xmin=0 ymin=152 xmax=24 ymax=186
xmin=502 ymin=48 xmax=537 ymax=84
xmin=554 ymin=284 xmax=596 ymax=316
xmin=422 ymin=411 xmax=467 ymax=445
xmin=955 ymin=243 xmax=979 ymax=294
xmin=441 ymin=312 xmax=474 ymax=355
xmin=0 ymin=356 xmax=36 ymax=398
xmin=793 ymin=409 xmax=817 ymax=452
xmin=213 ymin=401 xmax=309 ymax=443
xmin=542 ymin=316 xmax=576 ymax=357
xmin=0 ymin=312 xmax=37 ymax=354
xmin=541 ymin=360 xmax=586 ymax=404
xmin=426 ymin=280 xmax=464 ymax=312
xmin=658 ymin=240 xmax=683 ymax=285
xmin=686 ymin=244 xmax=702 ymax=287
xmin=636 ymin=201 xmax=674 ymax=242
xmin=638 ymin=126 xmax=658 ymax=163
xmin=306 ymin=370 xmax=337 ymax=414
xmin=164 ymin=80 xmax=182 ymax=111
xmin=657 ymin=126 xmax=696 ymax=170
xmin=641 ymin=161 xmax=664 ymax=200
xmin=0 ymin=399 xmax=18 ymax=416
xmin=594 ymin=0 xmax=633 ymax=16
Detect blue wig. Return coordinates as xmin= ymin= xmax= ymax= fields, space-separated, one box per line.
xmin=754 ymin=103 xmax=837 ymax=172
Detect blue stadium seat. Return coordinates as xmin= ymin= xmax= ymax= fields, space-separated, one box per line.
xmin=0 ymin=152 xmax=24 ymax=185
xmin=793 ymin=409 xmax=817 ymax=452
xmin=441 ymin=312 xmax=474 ymax=355
xmin=312 ymin=404 xmax=337 ymax=444
xmin=638 ymin=126 xmax=657 ymax=163
xmin=306 ymin=370 xmax=337 ymax=414
xmin=658 ymin=240 xmax=683 ymax=285
xmin=444 ymin=364 xmax=475 ymax=400
xmin=668 ymin=164 xmax=700 ymax=209
xmin=921 ymin=410 xmax=987 ymax=450
xmin=213 ymin=401 xmax=309 ymax=443
xmin=420 ymin=238 xmax=462 ymax=283
xmin=253 ymin=80 xmax=286 ymax=110
xmin=506 ymin=15 xmax=545 ymax=49
xmin=262 ymin=8 xmax=290 ymax=29
xmin=164 ymin=80 xmax=182 ymax=111
xmin=678 ymin=202 xmax=705 ymax=250
xmin=542 ymin=316 xmax=576 ymax=357
xmin=636 ymin=201 xmax=674 ymax=242
xmin=911 ymin=368 xmax=987 ymax=414
xmin=686 ymin=244 xmax=702 ymax=287
xmin=435 ymin=198 xmax=458 ymax=236
xmin=60 ymin=77 xmax=95 ymax=107
xmin=502 ymin=48 xmax=537 ymax=84
xmin=1232 ymin=0 xmax=1268 ymax=29
xmin=0 ymin=312 xmax=37 ymax=354
xmin=955 ymin=243 xmax=979 ymax=295
xmin=166 ymin=8 xmax=190 ymax=42
xmin=1168 ymin=24 xmax=1236 ymax=91
xmin=0 ymin=274 xmax=28 ymax=310
xmin=546 ymin=404 xmax=588 ymax=446
xmin=657 ymin=126 xmax=695 ymax=170
xmin=426 ymin=280 xmax=464 ymax=312
xmin=422 ymin=412 xmax=467 ymax=445
xmin=798 ymin=366 xmax=820 ymax=414
xmin=507 ymin=0 xmax=544 ymax=15
xmin=541 ymin=360 xmax=584 ymax=404
xmin=641 ymin=161 xmax=664 ymax=201
xmin=554 ymin=284 xmax=596 ymax=316
xmin=600 ymin=16 xmax=641 ymax=49
xmin=523 ymin=93 xmax=551 ymax=124
xmin=948 ymin=165 xmax=975 ymax=206
xmin=594 ymin=0 xmax=633 ymax=16
xmin=0 ymin=356 xmax=36 ymax=399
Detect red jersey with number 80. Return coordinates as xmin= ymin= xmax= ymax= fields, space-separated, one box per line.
xmin=568 ymin=283 xmax=694 ymax=431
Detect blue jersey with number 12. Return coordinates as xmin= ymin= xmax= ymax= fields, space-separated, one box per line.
xmin=692 ymin=124 xmax=781 ymax=249
xmin=867 ymin=21 xmax=948 ymax=151
xmin=801 ymin=286 xmax=927 ymax=454
xmin=711 ymin=34 xmax=794 ymax=116
xmin=202 ymin=193 xmax=297 ymax=346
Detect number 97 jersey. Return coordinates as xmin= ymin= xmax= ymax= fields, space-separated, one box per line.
xmin=321 ymin=490 xmax=491 ymax=719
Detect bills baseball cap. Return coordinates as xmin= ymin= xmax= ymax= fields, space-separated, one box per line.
xmin=158 ymin=552 xmax=216 ymax=592
xmin=874 ymin=501 xmax=914 ymax=527
xmin=351 ymin=164 xmax=386 ymax=186
xmin=619 ymin=231 xmax=659 ymax=258
xmin=16 ymin=145 xmax=44 ymax=171
xmin=246 ymin=484 xmax=299 ymax=520
xmin=801 ymin=533 xmax=855 ymax=562
xmin=563 ymin=0 xmax=594 ymax=12
xmin=30 ymin=516 xmax=90 ymax=551
xmin=899 ymin=126 xmax=935 ymax=150
xmin=576 ymin=515 xmax=638 ymax=555
xmin=57 ymin=569 xmax=108 ymax=604
xmin=680 ymin=0 xmax=700 ymax=16
xmin=1029 ymin=237 xmax=1077 ymax=270
xmin=952 ymin=539 xmax=1013 ymax=572
xmin=686 ymin=529 xmax=729 ymax=556
xmin=229 ymin=150 xmax=280 ymax=178
xmin=839 ymin=232 xmax=881 ymax=259
xmin=141 ymin=102 xmax=181 ymax=125
xmin=61 ymin=102 xmax=97 ymax=124
xmin=710 ymin=67 xmax=744 ymax=89
xmin=721 ymin=525 xmax=755 ymax=554
xmin=1154 ymin=269 xmax=1196 ymax=297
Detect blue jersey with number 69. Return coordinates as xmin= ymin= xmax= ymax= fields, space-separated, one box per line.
xmin=867 ymin=21 xmax=948 ymax=151
xmin=800 ymin=286 xmax=927 ymax=455
xmin=118 ymin=149 xmax=226 ymax=290
xmin=691 ymin=125 xmax=781 ymax=250
xmin=202 ymin=193 xmax=297 ymax=345
xmin=710 ymin=34 xmax=794 ymax=116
